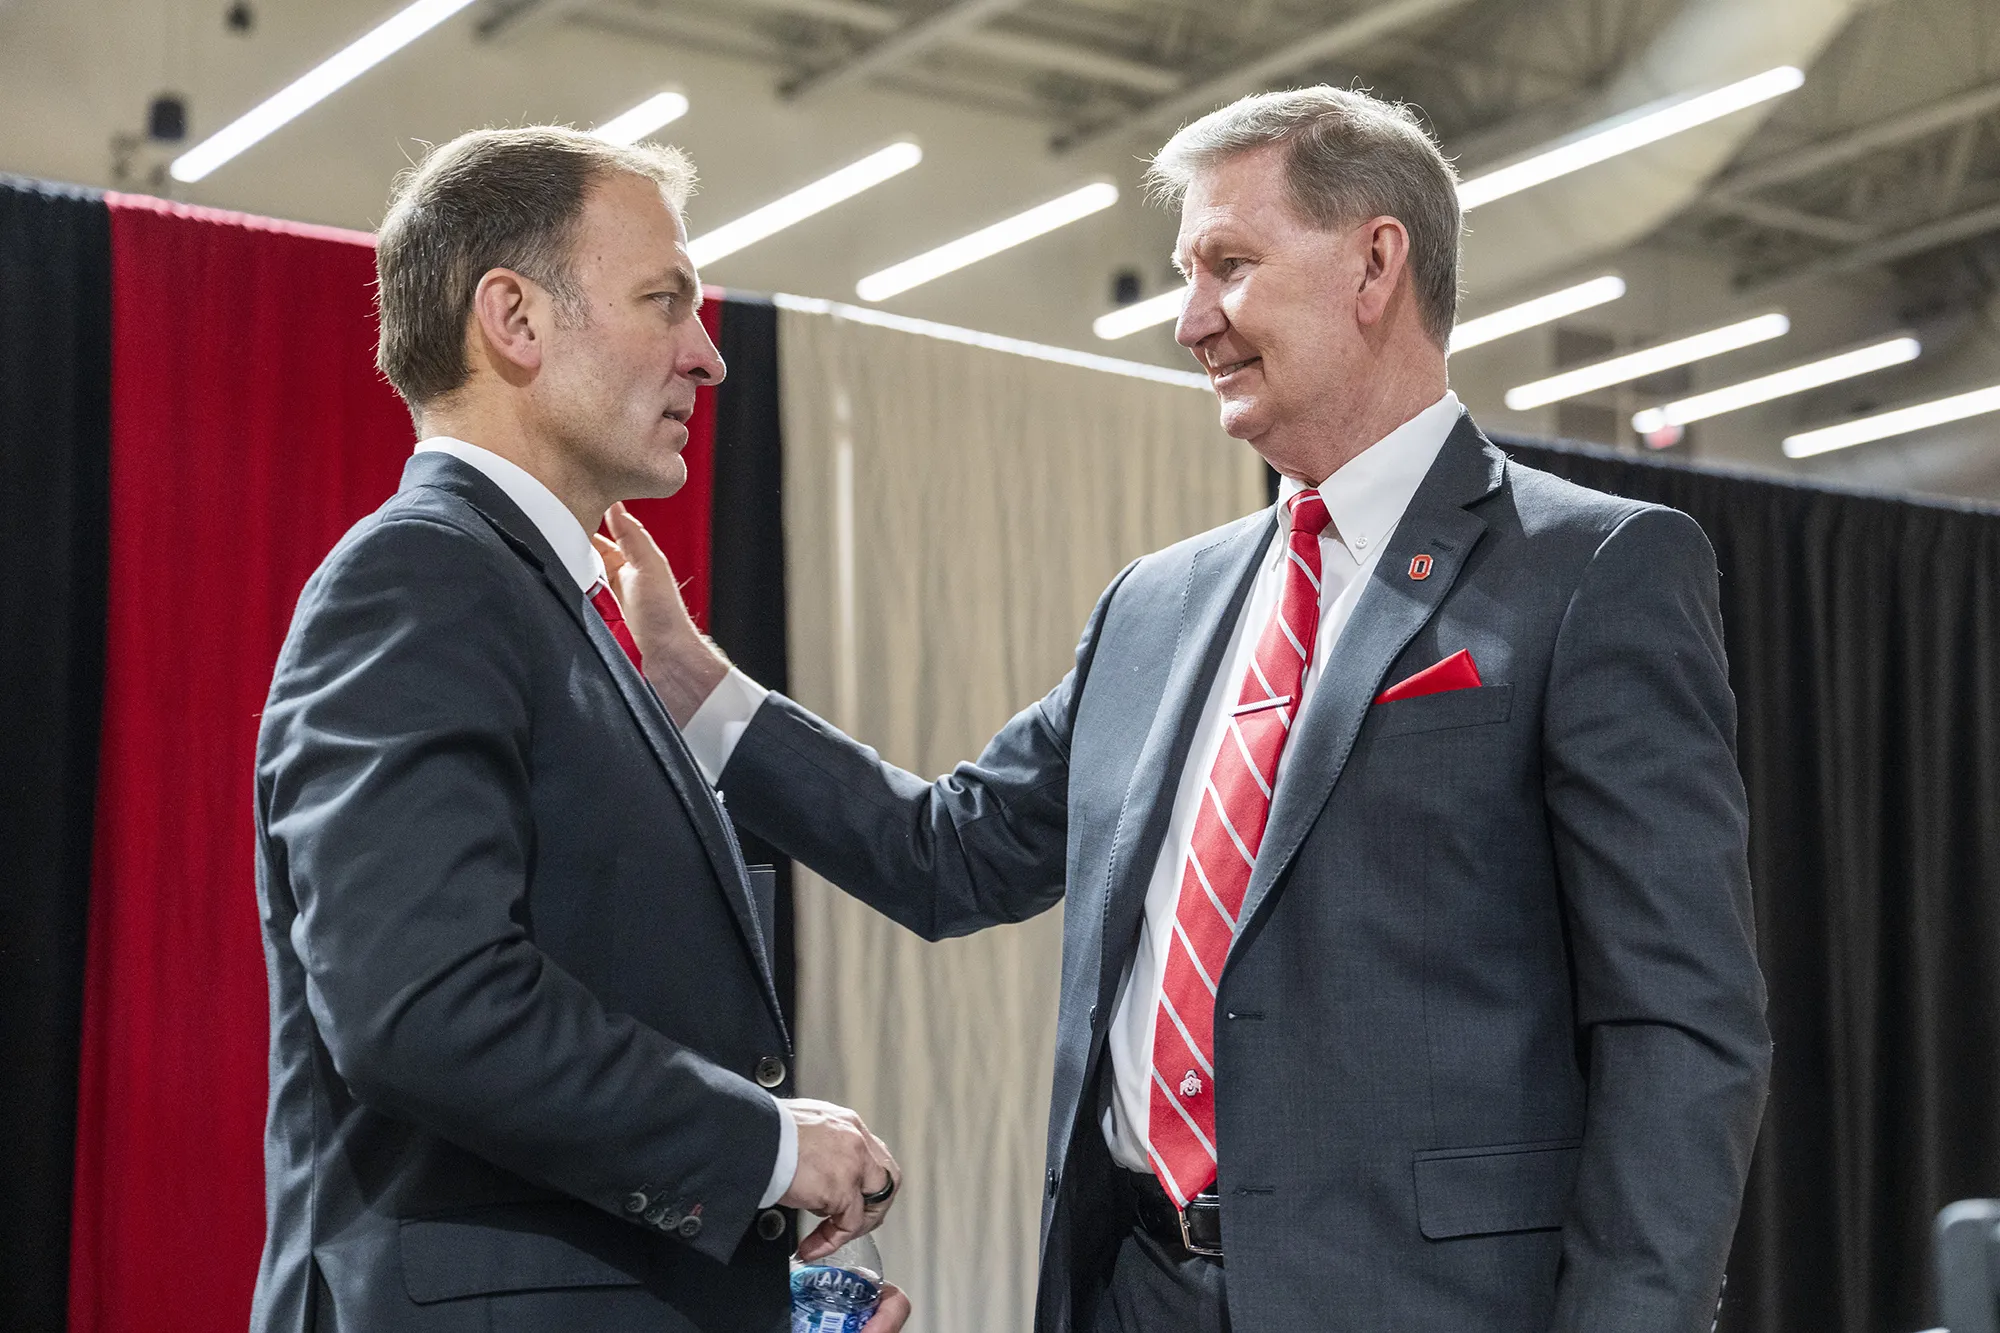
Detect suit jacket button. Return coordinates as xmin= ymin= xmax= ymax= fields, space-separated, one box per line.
xmin=1045 ymin=1168 xmax=1059 ymax=1197
xmin=755 ymin=1056 xmax=787 ymax=1088
xmin=624 ymin=1191 xmax=650 ymax=1214
xmin=756 ymin=1208 xmax=787 ymax=1242
xmin=678 ymin=1215 xmax=704 ymax=1240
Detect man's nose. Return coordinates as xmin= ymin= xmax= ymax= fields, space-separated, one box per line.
xmin=686 ymin=328 xmax=726 ymax=385
xmin=1175 ymin=279 xmax=1224 ymax=350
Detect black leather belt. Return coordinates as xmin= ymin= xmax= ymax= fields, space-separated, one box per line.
xmin=1122 ymin=1169 xmax=1223 ymax=1259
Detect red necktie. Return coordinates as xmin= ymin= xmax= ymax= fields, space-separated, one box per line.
xmin=589 ymin=582 xmax=644 ymax=673
xmin=1147 ymin=489 xmax=1332 ymax=1206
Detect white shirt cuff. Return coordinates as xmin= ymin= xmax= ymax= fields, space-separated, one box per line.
xmin=759 ymin=1095 xmax=798 ymax=1209
xmin=681 ymin=667 xmax=770 ymax=786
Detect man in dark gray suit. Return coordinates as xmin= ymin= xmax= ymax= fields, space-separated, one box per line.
xmin=614 ymin=88 xmax=1770 ymax=1332
xmin=251 ymin=127 xmax=908 ymax=1332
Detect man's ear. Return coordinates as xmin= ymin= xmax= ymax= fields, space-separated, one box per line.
xmin=1353 ymin=217 xmax=1412 ymax=329
xmin=468 ymin=267 xmax=546 ymax=381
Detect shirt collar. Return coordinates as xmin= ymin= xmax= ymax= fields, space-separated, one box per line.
xmin=1277 ymin=390 xmax=1462 ymax=563
xmin=414 ymin=437 xmax=606 ymax=593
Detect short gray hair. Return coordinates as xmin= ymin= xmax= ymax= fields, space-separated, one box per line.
xmin=1145 ymin=86 xmax=1461 ymax=348
xmin=376 ymin=125 xmax=697 ymax=411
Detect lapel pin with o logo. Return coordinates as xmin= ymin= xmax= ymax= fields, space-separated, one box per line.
xmin=1409 ymin=554 xmax=1434 ymax=581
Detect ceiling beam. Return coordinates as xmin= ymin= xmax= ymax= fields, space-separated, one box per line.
xmin=1758 ymin=197 xmax=2000 ymax=289
xmin=732 ymin=0 xmax=900 ymax=31
xmin=1714 ymin=77 xmax=2000 ymax=197
xmin=593 ymin=0 xmax=1182 ymax=96
xmin=572 ymin=7 xmax=780 ymax=65
xmin=1704 ymin=196 xmax=1872 ymax=244
xmin=1051 ymin=0 xmax=1478 ymax=154
xmin=780 ymin=0 xmax=1031 ymax=102
xmin=963 ymin=29 xmax=1181 ymax=95
xmin=476 ymin=0 xmax=598 ymax=43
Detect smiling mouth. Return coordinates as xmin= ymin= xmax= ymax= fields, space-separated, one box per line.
xmin=1209 ymin=356 xmax=1260 ymax=380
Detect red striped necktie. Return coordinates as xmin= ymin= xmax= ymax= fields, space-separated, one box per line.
xmin=1147 ymin=488 xmax=1332 ymax=1207
xmin=589 ymin=582 xmax=644 ymax=674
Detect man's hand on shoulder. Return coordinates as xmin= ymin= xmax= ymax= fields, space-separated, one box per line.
xmin=593 ymin=502 xmax=730 ymax=724
xmin=778 ymin=1098 xmax=901 ymax=1262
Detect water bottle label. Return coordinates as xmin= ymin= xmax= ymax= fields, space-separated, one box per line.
xmin=790 ymin=1264 xmax=881 ymax=1333
xmin=790 ymin=1303 xmax=871 ymax=1333
xmin=802 ymin=1313 xmax=865 ymax=1333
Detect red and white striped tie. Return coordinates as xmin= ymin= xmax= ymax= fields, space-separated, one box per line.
xmin=1147 ymin=488 xmax=1332 ymax=1207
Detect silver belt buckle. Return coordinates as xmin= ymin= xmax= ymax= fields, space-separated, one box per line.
xmin=1178 ymin=1204 xmax=1223 ymax=1258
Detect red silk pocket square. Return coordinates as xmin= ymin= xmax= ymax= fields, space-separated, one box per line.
xmin=1374 ymin=649 xmax=1483 ymax=704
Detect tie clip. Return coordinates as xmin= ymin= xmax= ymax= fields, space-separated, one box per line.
xmin=1231 ymin=695 xmax=1292 ymax=717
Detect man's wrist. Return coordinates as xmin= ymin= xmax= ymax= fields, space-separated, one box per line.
xmin=681 ymin=667 xmax=771 ymax=785
xmin=760 ymin=1096 xmax=799 ymax=1209
xmin=646 ymin=630 xmax=732 ymax=726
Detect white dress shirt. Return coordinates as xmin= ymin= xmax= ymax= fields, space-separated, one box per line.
xmin=415 ymin=437 xmax=798 ymax=1210
xmin=1095 ymin=391 xmax=1461 ymax=1170
xmin=675 ymin=390 xmax=1461 ymax=1178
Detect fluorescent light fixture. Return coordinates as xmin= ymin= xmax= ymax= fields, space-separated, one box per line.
xmin=170 ymin=0 xmax=476 ymax=182
xmin=1504 ymin=313 xmax=1790 ymax=411
xmin=1457 ymin=66 xmax=1805 ymax=211
xmin=1095 ymin=271 xmax=1625 ymax=350
xmin=1094 ymin=286 xmax=1188 ymax=341
xmin=1782 ymin=382 xmax=2000 ymax=458
xmin=776 ymin=293 xmax=1209 ymax=390
xmin=1449 ymin=276 xmax=1627 ymax=354
xmin=592 ymin=91 xmax=690 ymax=146
xmin=1633 ymin=336 xmax=1921 ymax=435
xmin=856 ymin=181 xmax=1119 ymax=303
xmin=688 ymin=141 xmax=922 ymax=269
xmin=1082 ymin=69 xmax=1796 ymax=346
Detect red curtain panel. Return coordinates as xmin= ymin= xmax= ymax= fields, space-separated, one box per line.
xmin=68 ymin=196 xmax=419 ymax=1333
xmin=70 ymin=189 xmax=728 ymax=1328
xmin=622 ymin=292 xmax=724 ymax=630
xmin=67 ymin=193 xmax=724 ymax=1332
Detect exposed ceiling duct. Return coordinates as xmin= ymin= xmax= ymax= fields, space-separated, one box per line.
xmin=1455 ymin=0 xmax=1864 ymax=299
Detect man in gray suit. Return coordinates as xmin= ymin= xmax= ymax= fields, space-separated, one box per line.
xmin=251 ymin=128 xmax=908 ymax=1331
xmin=614 ymin=87 xmax=1771 ymax=1332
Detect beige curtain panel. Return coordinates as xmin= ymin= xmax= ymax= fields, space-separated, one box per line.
xmin=777 ymin=303 xmax=1267 ymax=1331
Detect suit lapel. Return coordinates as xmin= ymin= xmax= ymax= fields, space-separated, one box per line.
xmin=1229 ymin=416 xmax=1507 ymax=945
xmin=573 ymin=602 xmax=787 ymax=1026
xmin=1095 ymin=511 xmax=1274 ymax=1013
xmin=400 ymin=454 xmax=786 ymax=1033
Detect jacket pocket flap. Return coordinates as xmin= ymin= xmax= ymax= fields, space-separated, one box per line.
xmin=1413 ymin=1139 xmax=1581 ymax=1239
xmin=400 ymin=1202 xmax=648 ymax=1303
xmin=1372 ymin=683 xmax=1513 ymax=739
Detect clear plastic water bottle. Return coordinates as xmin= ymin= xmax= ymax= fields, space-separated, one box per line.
xmin=790 ymin=1231 xmax=883 ymax=1333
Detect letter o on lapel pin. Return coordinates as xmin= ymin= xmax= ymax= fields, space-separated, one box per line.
xmin=1409 ymin=554 xmax=1434 ymax=581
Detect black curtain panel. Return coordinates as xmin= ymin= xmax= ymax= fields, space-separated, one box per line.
xmin=710 ymin=295 xmax=796 ymax=1027
xmin=0 ymin=175 xmax=112 ymax=1333
xmin=1493 ymin=434 xmax=2000 ymax=1333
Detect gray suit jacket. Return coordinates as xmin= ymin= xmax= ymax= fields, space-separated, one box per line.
xmin=721 ymin=416 xmax=1771 ymax=1332
xmin=252 ymin=453 xmax=796 ymax=1332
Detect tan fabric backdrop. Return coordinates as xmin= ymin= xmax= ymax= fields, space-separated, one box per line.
xmin=776 ymin=301 xmax=1266 ymax=1331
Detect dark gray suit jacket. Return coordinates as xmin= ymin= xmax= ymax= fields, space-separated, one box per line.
xmin=721 ymin=416 xmax=1771 ymax=1333
xmin=252 ymin=453 xmax=796 ymax=1332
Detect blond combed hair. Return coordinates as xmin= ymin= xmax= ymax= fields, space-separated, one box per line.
xmin=1146 ymin=87 xmax=1462 ymax=348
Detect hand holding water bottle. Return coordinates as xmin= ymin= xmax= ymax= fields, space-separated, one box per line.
xmin=792 ymin=1232 xmax=911 ymax=1331
xmin=779 ymin=1099 xmax=902 ymax=1262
